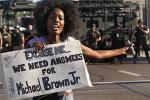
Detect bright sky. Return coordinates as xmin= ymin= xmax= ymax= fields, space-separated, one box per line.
xmin=32 ymin=0 xmax=40 ymax=2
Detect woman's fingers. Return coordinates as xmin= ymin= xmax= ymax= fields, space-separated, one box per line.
xmin=122 ymin=47 xmax=129 ymax=54
xmin=33 ymin=43 xmax=45 ymax=51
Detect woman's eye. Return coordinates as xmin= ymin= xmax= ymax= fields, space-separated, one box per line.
xmin=59 ymin=16 xmax=64 ymax=20
xmin=49 ymin=15 xmax=64 ymax=20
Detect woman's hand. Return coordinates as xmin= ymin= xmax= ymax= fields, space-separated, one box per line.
xmin=120 ymin=47 xmax=129 ymax=55
xmin=64 ymin=90 xmax=73 ymax=96
xmin=32 ymin=43 xmax=45 ymax=51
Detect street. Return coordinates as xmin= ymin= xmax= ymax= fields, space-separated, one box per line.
xmin=74 ymin=63 xmax=150 ymax=100
xmin=1 ymin=59 xmax=150 ymax=100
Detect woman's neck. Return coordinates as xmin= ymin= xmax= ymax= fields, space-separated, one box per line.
xmin=48 ymin=34 xmax=61 ymax=44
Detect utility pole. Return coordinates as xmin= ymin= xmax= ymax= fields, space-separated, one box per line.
xmin=0 ymin=9 xmax=3 ymax=27
xmin=104 ymin=7 xmax=108 ymax=39
xmin=145 ymin=0 xmax=149 ymax=26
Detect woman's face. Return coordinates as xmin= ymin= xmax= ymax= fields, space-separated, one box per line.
xmin=47 ymin=8 xmax=65 ymax=35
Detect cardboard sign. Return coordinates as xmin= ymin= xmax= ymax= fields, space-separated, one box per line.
xmin=0 ymin=40 xmax=92 ymax=100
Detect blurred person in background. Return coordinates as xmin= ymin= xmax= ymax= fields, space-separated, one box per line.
xmin=85 ymin=24 xmax=102 ymax=63
xmin=1 ymin=25 xmax=12 ymax=52
xmin=85 ymin=24 xmax=101 ymax=50
xmin=133 ymin=19 xmax=150 ymax=64
xmin=111 ymin=23 xmax=126 ymax=64
xmin=23 ymin=24 xmax=37 ymax=45
xmin=11 ymin=26 xmax=25 ymax=50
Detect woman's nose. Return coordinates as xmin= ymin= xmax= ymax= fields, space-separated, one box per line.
xmin=54 ymin=16 xmax=59 ymax=22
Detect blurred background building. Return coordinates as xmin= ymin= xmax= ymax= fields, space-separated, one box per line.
xmin=0 ymin=0 xmax=149 ymax=40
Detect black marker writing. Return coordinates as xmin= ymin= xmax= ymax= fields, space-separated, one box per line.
xmin=42 ymin=71 xmax=80 ymax=90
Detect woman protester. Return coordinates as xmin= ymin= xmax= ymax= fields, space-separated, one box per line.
xmin=26 ymin=0 xmax=128 ymax=100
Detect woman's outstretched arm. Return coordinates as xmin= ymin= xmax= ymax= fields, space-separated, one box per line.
xmin=81 ymin=44 xmax=128 ymax=59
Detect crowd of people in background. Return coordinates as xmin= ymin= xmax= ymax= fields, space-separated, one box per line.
xmin=0 ymin=19 xmax=150 ymax=64
xmin=0 ymin=24 xmax=36 ymax=53
xmin=82 ymin=19 xmax=150 ymax=64
xmin=133 ymin=19 xmax=150 ymax=63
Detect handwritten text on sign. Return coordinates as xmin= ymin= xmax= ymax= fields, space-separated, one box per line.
xmin=0 ymin=40 xmax=92 ymax=100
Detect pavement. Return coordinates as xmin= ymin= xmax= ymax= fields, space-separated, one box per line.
xmin=73 ymin=62 xmax=150 ymax=100
xmin=1 ymin=54 xmax=150 ymax=100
